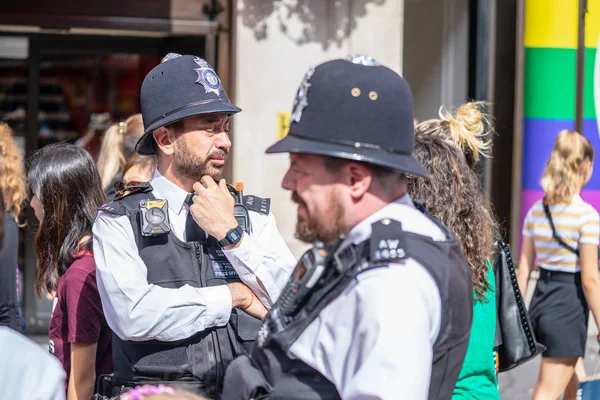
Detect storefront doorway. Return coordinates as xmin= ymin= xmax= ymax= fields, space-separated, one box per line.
xmin=0 ymin=33 xmax=211 ymax=333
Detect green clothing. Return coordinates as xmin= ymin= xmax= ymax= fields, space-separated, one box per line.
xmin=452 ymin=263 xmax=500 ymax=400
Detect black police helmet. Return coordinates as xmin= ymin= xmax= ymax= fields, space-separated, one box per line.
xmin=266 ymin=55 xmax=429 ymax=178
xmin=136 ymin=53 xmax=241 ymax=155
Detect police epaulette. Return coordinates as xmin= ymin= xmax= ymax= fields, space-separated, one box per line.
xmin=98 ymin=201 xmax=128 ymax=216
xmin=370 ymin=218 xmax=408 ymax=263
xmin=114 ymin=182 xmax=153 ymax=201
xmin=243 ymin=195 xmax=271 ymax=215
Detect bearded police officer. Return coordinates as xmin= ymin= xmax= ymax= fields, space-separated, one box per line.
xmin=92 ymin=54 xmax=295 ymax=397
xmin=221 ymin=56 xmax=474 ymax=400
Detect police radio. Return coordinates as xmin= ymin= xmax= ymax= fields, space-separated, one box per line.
xmin=278 ymin=242 xmax=328 ymax=316
xmin=228 ymin=182 xmax=252 ymax=234
xmin=140 ymin=199 xmax=171 ymax=236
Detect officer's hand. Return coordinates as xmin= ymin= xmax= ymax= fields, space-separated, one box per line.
xmin=228 ymin=282 xmax=253 ymax=309
xmin=227 ymin=283 xmax=268 ymax=319
xmin=242 ymin=292 xmax=268 ymax=320
xmin=190 ymin=176 xmax=238 ymax=241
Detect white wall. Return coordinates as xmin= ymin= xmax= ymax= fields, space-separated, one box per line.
xmin=232 ymin=0 xmax=405 ymax=257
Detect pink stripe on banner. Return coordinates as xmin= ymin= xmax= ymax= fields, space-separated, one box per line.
xmin=580 ymin=190 xmax=600 ymax=212
xmin=520 ymin=190 xmax=544 ymax=229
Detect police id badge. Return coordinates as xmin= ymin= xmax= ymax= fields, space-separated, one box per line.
xmin=140 ymin=199 xmax=171 ymax=236
xmin=207 ymin=247 xmax=240 ymax=280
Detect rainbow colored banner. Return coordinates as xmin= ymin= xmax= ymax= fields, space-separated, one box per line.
xmin=522 ymin=0 xmax=600 ymax=225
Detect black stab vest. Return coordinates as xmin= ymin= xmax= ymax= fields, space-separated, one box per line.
xmin=100 ymin=184 xmax=262 ymax=398
xmin=222 ymin=216 xmax=473 ymax=400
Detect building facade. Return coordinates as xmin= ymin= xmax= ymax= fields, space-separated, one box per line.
xmin=3 ymin=0 xmax=587 ymax=334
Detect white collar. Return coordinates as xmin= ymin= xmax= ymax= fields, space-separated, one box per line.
xmin=149 ymin=169 xmax=190 ymax=215
xmin=340 ymin=193 xmax=416 ymax=249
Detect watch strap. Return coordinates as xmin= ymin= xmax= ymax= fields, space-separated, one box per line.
xmin=218 ymin=225 xmax=244 ymax=247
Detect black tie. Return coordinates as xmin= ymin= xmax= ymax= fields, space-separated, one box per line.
xmin=185 ymin=193 xmax=207 ymax=243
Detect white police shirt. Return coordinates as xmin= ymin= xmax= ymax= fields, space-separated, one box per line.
xmin=288 ymin=194 xmax=444 ymax=399
xmin=93 ymin=169 xmax=296 ymax=342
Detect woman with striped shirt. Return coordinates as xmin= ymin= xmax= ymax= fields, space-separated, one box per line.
xmin=517 ymin=129 xmax=600 ymax=400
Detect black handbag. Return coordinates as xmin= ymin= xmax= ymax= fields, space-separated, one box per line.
xmin=494 ymin=240 xmax=546 ymax=372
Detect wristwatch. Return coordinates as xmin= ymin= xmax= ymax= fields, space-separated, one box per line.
xmin=218 ymin=225 xmax=244 ymax=247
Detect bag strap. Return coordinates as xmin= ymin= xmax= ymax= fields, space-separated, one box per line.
xmin=542 ymin=202 xmax=579 ymax=256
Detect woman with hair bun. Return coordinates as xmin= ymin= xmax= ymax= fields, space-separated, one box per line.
xmin=408 ymin=102 xmax=500 ymax=399
xmin=517 ymin=130 xmax=600 ymax=399
xmin=96 ymin=114 xmax=144 ymax=199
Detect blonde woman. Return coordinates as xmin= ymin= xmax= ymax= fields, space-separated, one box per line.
xmin=517 ymin=130 xmax=600 ymax=400
xmin=0 ymin=123 xmax=27 ymax=332
xmin=96 ymin=114 xmax=144 ymax=199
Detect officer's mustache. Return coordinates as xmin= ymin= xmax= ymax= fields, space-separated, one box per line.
xmin=207 ymin=149 xmax=229 ymax=162
xmin=291 ymin=192 xmax=307 ymax=210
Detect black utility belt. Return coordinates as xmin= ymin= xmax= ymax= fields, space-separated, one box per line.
xmin=95 ymin=374 xmax=206 ymax=398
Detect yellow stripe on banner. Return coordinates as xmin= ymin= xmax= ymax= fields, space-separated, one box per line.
xmin=531 ymin=211 xmax=581 ymax=218
xmin=587 ymin=0 xmax=600 ymax=48
xmin=524 ymin=0 xmax=577 ymax=48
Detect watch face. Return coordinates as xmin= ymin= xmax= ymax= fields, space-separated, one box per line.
xmin=228 ymin=229 xmax=241 ymax=242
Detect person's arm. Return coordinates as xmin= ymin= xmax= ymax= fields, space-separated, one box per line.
xmin=517 ymin=235 xmax=536 ymax=295
xmin=93 ymin=212 xmax=258 ymax=342
xmin=222 ymin=212 xmax=296 ymax=307
xmin=67 ymin=343 xmax=97 ymax=400
xmin=581 ymin=244 xmax=600 ymax=331
xmin=517 ymin=208 xmax=536 ymax=295
xmin=189 ymin=178 xmax=296 ymax=307
xmin=61 ymin=264 xmax=102 ymax=400
xmin=579 ymin=210 xmax=600 ymax=331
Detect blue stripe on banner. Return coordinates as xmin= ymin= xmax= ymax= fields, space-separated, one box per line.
xmin=522 ymin=119 xmax=600 ymax=190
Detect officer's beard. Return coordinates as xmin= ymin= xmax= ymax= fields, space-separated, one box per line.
xmin=173 ymin=139 xmax=228 ymax=182
xmin=292 ymin=191 xmax=346 ymax=244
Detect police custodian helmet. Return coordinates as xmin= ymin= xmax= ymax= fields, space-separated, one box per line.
xmin=136 ymin=53 xmax=241 ymax=155
xmin=266 ymin=55 xmax=429 ymax=178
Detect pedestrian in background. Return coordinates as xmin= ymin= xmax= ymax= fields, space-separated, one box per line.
xmin=517 ymin=130 xmax=600 ymax=400
xmin=408 ymin=102 xmax=500 ymax=399
xmin=113 ymin=153 xmax=157 ymax=193
xmin=0 ymin=123 xmax=27 ymax=332
xmin=28 ymin=143 xmax=113 ymax=400
xmin=96 ymin=113 xmax=144 ymax=199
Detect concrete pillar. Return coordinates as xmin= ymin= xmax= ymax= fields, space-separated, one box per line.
xmin=232 ymin=0 xmax=404 ymax=257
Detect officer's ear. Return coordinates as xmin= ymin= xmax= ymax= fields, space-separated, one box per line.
xmin=346 ymin=162 xmax=372 ymax=201
xmin=153 ymin=127 xmax=176 ymax=156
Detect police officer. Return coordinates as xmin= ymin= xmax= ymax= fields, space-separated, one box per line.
xmin=221 ymin=56 xmax=474 ymax=399
xmin=92 ymin=53 xmax=295 ymax=397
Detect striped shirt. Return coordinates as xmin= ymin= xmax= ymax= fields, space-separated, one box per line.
xmin=522 ymin=194 xmax=600 ymax=272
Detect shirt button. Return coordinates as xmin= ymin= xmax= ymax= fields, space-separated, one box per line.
xmin=244 ymin=255 xmax=250 ymax=262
